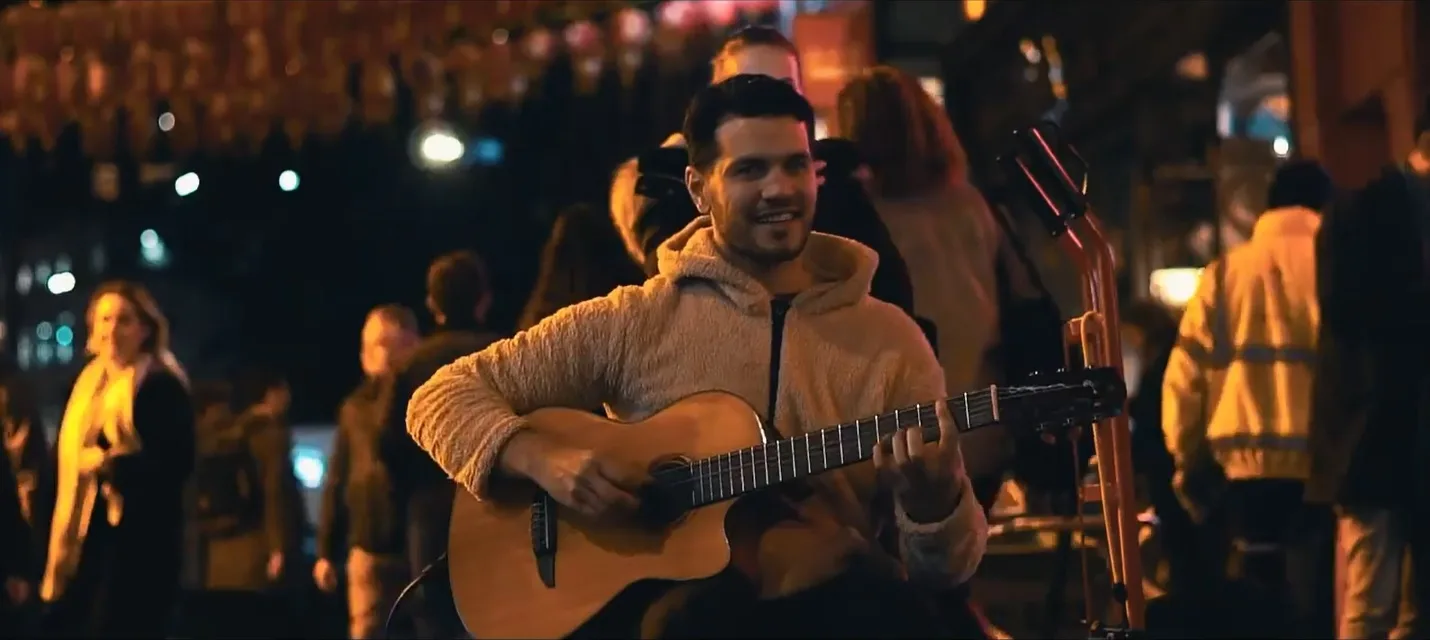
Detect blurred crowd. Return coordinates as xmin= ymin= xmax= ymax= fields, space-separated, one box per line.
xmin=2 ymin=23 xmax=1430 ymax=640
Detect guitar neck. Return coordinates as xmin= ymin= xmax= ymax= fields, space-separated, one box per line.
xmin=681 ymin=386 xmax=1005 ymax=507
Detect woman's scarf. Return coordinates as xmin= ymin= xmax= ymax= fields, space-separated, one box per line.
xmin=40 ymin=350 xmax=185 ymax=601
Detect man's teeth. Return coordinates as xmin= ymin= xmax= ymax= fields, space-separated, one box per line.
xmin=759 ymin=213 xmax=796 ymax=222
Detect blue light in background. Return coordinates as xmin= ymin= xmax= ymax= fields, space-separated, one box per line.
xmin=291 ymin=445 xmax=326 ymax=489
xmin=472 ymin=137 xmax=504 ymax=167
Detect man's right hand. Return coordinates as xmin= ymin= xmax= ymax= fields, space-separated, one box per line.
xmin=313 ymin=557 xmax=338 ymax=593
xmin=509 ymin=434 xmax=639 ymax=520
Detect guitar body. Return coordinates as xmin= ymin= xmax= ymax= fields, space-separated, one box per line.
xmin=449 ymin=391 xmax=766 ymax=639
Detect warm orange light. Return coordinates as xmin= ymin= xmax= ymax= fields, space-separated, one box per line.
xmin=964 ymin=0 xmax=987 ymax=22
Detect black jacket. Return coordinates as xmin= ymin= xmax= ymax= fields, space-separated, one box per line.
xmin=1308 ymin=166 xmax=1430 ymax=506
xmin=37 ymin=368 xmax=193 ymax=634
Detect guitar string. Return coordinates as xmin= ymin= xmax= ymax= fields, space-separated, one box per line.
xmin=654 ymin=387 xmax=1066 ymax=494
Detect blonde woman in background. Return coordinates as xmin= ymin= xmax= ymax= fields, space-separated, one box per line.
xmin=39 ymin=280 xmax=194 ymax=637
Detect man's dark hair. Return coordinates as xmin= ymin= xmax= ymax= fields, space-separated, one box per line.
xmin=1267 ymin=159 xmax=1335 ymax=211
xmin=427 ymin=250 xmax=491 ymax=321
xmin=683 ymin=74 xmax=816 ymax=171
xmin=712 ymin=25 xmax=800 ymax=74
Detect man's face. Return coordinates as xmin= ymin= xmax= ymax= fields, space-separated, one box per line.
xmin=361 ymin=314 xmax=416 ymax=377
xmin=714 ymin=45 xmax=802 ymax=94
xmin=688 ymin=116 xmax=817 ymax=265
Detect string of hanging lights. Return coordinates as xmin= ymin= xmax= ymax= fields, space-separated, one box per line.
xmin=0 ymin=0 xmax=781 ymax=160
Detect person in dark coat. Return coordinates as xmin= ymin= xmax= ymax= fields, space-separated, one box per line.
xmin=380 ymin=251 xmax=503 ymax=638
xmin=37 ymin=280 xmax=194 ymax=638
xmin=191 ymin=379 xmax=300 ymax=594
xmin=1 ymin=362 xmax=47 ymax=630
xmin=1309 ymin=96 xmax=1430 ymax=638
xmin=315 ymin=304 xmax=419 ymax=639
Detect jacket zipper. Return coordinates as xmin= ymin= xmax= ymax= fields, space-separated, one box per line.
xmin=767 ymin=297 xmax=812 ymax=503
xmin=766 ymin=297 xmax=791 ymax=433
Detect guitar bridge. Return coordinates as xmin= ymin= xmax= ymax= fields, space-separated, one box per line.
xmin=530 ymin=491 xmax=557 ymax=588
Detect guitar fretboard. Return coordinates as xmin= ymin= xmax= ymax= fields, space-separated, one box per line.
xmin=677 ymin=387 xmax=1003 ymax=507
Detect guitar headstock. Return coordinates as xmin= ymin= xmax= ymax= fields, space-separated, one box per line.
xmin=998 ymin=367 xmax=1126 ymax=434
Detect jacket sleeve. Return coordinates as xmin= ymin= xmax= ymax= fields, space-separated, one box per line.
xmin=316 ymin=408 xmax=350 ymax=561
xmin=406 ymin=286 xmax=642 ymax=499
xmin=883 ymin=314 xmax=988 ymax=586
xmin=1162 ymin=263 xmax=1219 ymax=501
xmin=251 ymin=420 xmax=299 ymax=556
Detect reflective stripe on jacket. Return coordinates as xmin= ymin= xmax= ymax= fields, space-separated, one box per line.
xmin=1163 ymin=206 xmax=1321 ymax=490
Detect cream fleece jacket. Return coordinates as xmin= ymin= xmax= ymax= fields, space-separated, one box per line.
xmin=407 ymin=217 xmax=988 ymax=596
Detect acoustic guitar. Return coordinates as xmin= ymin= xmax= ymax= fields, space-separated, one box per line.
xmin=449 ymin=368 xmax=1126 ymax=639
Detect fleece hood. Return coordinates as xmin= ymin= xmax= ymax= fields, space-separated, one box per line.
xmin=654 ymin=216 xmax=880 ymax=315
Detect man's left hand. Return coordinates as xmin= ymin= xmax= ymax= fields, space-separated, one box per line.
xmin=872 ymin=400 xmax=964 ymax=524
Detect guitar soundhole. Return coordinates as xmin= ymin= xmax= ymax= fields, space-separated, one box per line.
xmin=638 ymin=456 xmax=695 ymax=530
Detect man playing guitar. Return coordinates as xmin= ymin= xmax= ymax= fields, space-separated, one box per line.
xmin=406 ymin=75 xmax=988 ymax=638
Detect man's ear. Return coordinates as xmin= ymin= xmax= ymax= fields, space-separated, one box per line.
xmin=685 ymin=165 xmax=710 ymax=215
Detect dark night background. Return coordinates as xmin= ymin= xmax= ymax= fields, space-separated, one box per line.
xmin=2 ymin=36 xmax=718 ymax=425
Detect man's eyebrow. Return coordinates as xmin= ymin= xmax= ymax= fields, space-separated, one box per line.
xmin=728 ymin=151 xmax=811 ymax=165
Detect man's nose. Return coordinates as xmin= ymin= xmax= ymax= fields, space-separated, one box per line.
xmin=761 ymin=170 xmax=798 ymax=199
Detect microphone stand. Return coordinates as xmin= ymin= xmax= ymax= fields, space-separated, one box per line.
xmin=999 ymin=123 xmax=1145 ymax=639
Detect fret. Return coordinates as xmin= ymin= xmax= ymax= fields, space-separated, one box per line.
xmin=720 ymin=454 xmax=732 ymax=500
xmin=775 ymin=440 xmax=784 ymax=482
xmin=990 ymin=384 xmax=1001 ymax=422
xmin=698 ymin=458 xmax=708 ymax=503
xmin=720 ymin=451 xmax=732 ymax=497
xmin=787 ymin=436 xmax=800 ymax=479
xmin=743 ymin=448 xmax=755 ymax=491
xmin=961 ymin=391 xmax=972 ymax=431
xmin=802 ymin=433 xmax=813 ymax=475
xmin=852 ymin=417 xmax=863 ymax=457
xmin=915 ymin=403 xmax=926 ymax=434
xmin=738 ymin=448 xmax=748 ymax=493
xmin=823 ymin=428 xmax=835 ymax=471
xmin=762 ymin=439 xmax=772 ymax=488
xmin=838 ymin=422 xmax=846 ymax=464
xmin=711 ymin=457 xmax=720 ymax=498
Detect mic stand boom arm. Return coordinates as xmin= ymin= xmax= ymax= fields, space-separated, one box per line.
xmin=999 ymin=123 xmax=1146 ymax=636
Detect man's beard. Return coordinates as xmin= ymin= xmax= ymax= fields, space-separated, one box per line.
xmin=731 ymin=235 xmax=807 ymax=267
